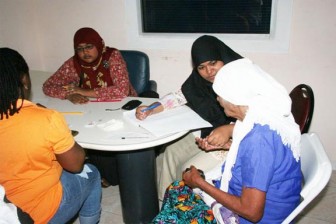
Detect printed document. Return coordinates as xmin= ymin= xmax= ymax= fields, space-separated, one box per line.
xmin=123 ymin=105 xmax=212 ymax=137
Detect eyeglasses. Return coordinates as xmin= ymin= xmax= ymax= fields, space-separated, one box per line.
xmin=75 ymin=44 xmax=94 ymax=53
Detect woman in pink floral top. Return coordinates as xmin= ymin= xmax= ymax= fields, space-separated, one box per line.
xmin=43 ymin=27 xmax=137 ymax=188
xmin=42 ymin=27 xmax=137 ymax=104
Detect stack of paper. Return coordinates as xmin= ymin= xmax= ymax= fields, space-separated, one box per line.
xmin=123 ymin=105 xmax=212 ymax=137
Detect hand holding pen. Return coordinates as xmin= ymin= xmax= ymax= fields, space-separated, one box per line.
xmin=135 ymin=102 xmax=162 ymax=120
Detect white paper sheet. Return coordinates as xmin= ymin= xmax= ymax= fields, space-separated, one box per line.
xmin=123 ymin=105 xmax=212 ymax=137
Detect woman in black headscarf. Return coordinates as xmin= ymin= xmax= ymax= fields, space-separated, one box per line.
xmin=182 ymin=35 xmax=242 ymax=137
xmin=136 ymin=35 xmax=242 ymax=200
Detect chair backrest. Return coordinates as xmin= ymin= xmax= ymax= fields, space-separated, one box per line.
xmin=282 ymin=133 xmax=332 ymax=224
xmin=120 ymin=50 xmax=151 ymax=95
xmin=289 ymin=84 xmax=314 ymax=133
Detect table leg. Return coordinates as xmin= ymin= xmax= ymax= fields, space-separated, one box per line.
xmin=116 ymin=148 xmax=159 ymax=224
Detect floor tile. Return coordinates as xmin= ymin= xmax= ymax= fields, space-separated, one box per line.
xmin=101 ymin=186 xmax=122 ymax=215
xmin=296 ymin=190 xmax=336 ymax=223
xmin=297 ymin=216 xmax=334 ymax=224
xmin=99 ymin=211 xmax=124 ymax=224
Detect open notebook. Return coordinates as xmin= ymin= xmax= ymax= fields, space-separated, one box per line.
xmin=123 ymin=105 xmax=212 ymax=137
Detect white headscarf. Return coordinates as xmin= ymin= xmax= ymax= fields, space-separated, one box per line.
xmin=211 ymin=58 xmax=301 ymax=192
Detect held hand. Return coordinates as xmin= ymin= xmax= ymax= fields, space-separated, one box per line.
xmin=63 ymin=83 xmax=77 ymax=94
xmin=66 ymin=94 xmax=89 ymax=104
xmin=135 ymin=102 xmax=162 ymax=120
xmin=182 ymin=166 xmax=204 ymax=189
xmin=206 ymin=124 xmax=234 ymax=149
xmin=135 ymin=106 xmax=152 ymax=120
xmin=64 ymin=85 xmax=85 ymax=96
xmin=195 ymin=137 xmax=223 ymax=151
xmin=70 ymin=86 xmax=84 ymax=95
xmin=207 ymin=125 xmax=232 ymax=148
xmin=64 ymin=83 xmax=97 ymax=98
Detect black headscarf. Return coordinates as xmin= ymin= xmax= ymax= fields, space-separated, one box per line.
xmin=181 ymin=35 xmax=243 ymax=137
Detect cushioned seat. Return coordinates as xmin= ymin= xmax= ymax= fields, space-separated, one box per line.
xmin=120 ymin=50 xmax=158 ymax=98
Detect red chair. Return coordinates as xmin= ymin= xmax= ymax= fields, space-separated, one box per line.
xmin=289 ymin=84 xmax=314 ymax=133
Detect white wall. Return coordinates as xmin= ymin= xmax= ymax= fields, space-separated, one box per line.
xmin=1 ymin=0 xmax=335 ymax=169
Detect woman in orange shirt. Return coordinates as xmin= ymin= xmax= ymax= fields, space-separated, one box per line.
xmin=0 ymin=48 xmax=102 ymax=224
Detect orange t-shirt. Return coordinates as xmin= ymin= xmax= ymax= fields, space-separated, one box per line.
xmin=0 ymin=100 xmax=75 ymax=224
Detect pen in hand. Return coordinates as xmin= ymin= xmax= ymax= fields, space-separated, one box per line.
xmin=141 ymin=103 xmax=161 ymax=112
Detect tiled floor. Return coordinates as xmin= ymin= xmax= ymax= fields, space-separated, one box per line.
xmin=75 ymin=170 xmax=336 ymax=224
xmin=294 ymin=170 xmax=336 ymax=224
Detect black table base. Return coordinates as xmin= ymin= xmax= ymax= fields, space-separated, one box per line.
xmin=117 ymin=148 xmax=159 ymax=223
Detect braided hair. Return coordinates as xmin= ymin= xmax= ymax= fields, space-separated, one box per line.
xmin=0 ymin=48 xmax=29 ymax=120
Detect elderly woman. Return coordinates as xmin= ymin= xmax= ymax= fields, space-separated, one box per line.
xmin=153 ymin=58 xmax=302 ymax=223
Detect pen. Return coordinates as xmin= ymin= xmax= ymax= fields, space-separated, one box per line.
xmin=90 ymin=99 xmax=122 ymax=102
xmin=141 ymin=103 xmax=161 ymax=112
xmin=121 ymin=137 xmax=149 ymax=139
xmin=105 ymin=108 xmax=121 ymax=111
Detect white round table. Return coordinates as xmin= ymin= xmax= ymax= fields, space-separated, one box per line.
xmin=36 ymin=96 xmax=187 ymax=223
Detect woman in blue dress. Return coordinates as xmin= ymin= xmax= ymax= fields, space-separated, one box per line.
xmin=153 ymin=57 xmax=302 ymax=223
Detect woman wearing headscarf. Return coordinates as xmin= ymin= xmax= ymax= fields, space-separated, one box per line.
xmin=43 ymin=27 xmax=137 ymax=187
xmin=136 ymin=35 xmax=241 ymax=200
xmin=153 ymin=58 xmax=302 ymax=223
xmin=43 ymin=27 xmax=137 ymax=103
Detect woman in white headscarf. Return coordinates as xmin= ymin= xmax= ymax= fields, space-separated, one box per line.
xmin=187 ymin=58 xmax=302 ymax=223
xmin=153 ymin=58 xmax=302 ymax=223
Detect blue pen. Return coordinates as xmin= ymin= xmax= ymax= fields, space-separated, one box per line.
xmin=141 ymin=102 xmax=161 ymax=112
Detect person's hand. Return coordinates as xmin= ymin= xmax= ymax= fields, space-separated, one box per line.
xmin=182 ymin=166 xmax=204 ymax=189
xmin=63 ymin=83 xmax=76 ymax=94
xmin=64 ymin=83 xmax=87 ymax=96
xmin=135 ymin=102 xmax=162 ymax=120
xmin=196 ymin=136 xmax=232 ymax=151
xmin=206 ymin=124 xmax=233 ymax=149
xmin=135 ymin=105 xmax=152 ymax=120
xmin=195 ymin=137 xmax=224 ymax=151
xmin=195 ymin=124 xmax=234 ymax=151
xmin=66 ymin=93 xmax=89 ymax=104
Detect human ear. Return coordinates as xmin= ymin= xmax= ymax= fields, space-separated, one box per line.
xmin=20 ymin=73 xmax=31 ymax=99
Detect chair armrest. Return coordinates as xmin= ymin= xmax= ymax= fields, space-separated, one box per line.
xmin=148 ymin=80 xmax=157 ymax=92
xmin=139 ymin=80 xmax=159 ymax=98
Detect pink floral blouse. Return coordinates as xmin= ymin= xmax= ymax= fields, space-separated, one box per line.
xmin=42 ymin=50 xmax=137 ymax=101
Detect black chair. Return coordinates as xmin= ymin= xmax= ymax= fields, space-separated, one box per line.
xmin=289 ymin=84 xmax=315 ymax=133
xmin=120 ymin=50 xmax=158 ymax=98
